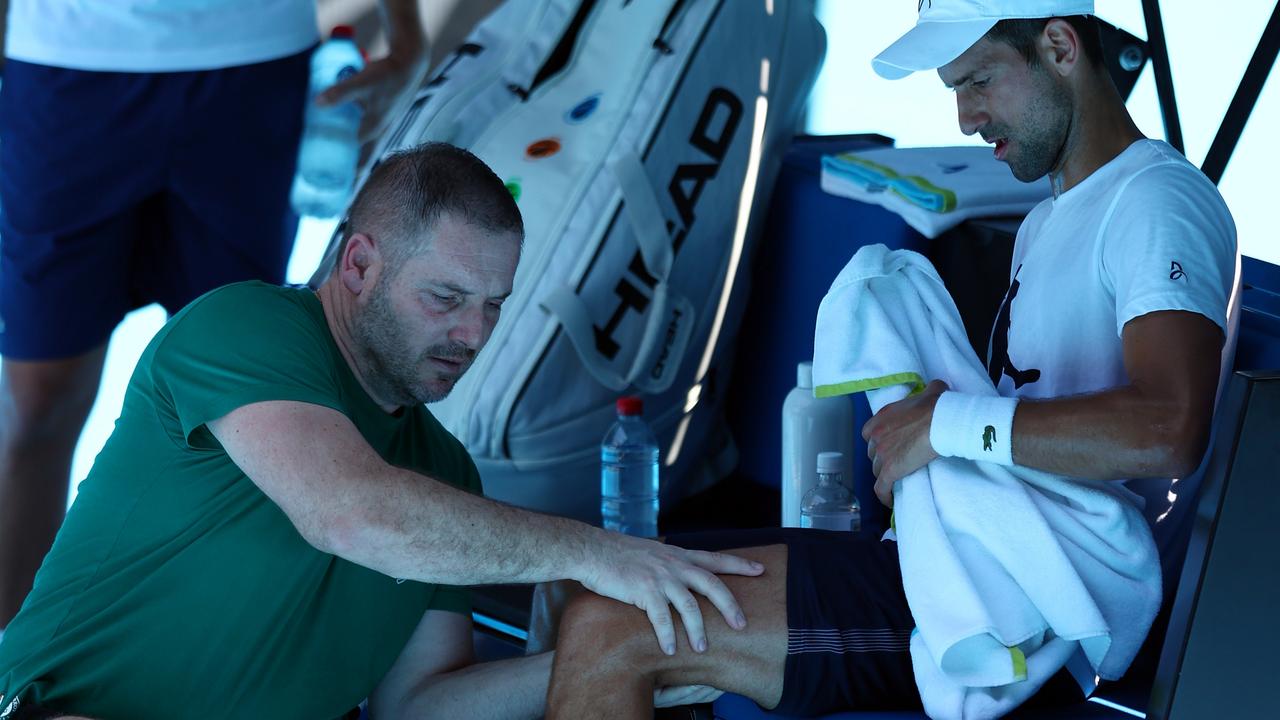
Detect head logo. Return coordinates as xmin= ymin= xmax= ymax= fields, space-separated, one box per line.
xmin=1170 ymin=261 xmax=1187 ymax=281
xmin=566 ymin=94 xmax=602 ymax=123
xmin=505 ymin=179 xmax=522 ymax=202
xmin=525 ymin=138 xmax=562 ymax=160
xmin=591 ymin=87 xmax=744 ymax=361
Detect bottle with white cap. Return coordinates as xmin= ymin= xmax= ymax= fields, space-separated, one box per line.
xmin=799 ymin=451 xmax=860 ymax=532
xmin=781 ymin=361 xmax=854 ymax=527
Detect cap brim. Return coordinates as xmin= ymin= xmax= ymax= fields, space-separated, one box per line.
xmin=872 ymin=18 xmax=999 ymax=80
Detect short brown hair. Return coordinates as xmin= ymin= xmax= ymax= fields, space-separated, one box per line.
xmin=342 ymin=143 xmax=523 ymax=270
xmin=987 ymin=15 xmax=1103 ymax=66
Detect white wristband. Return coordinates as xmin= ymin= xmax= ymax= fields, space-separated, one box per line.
xmin=929 ymin=391 xmax=1019 ymax=466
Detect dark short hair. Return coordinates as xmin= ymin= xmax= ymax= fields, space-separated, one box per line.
xmin=342 ymin=142 xmax=523 ymax=269
xmin=986 ymin=15 xmax=1103 ymax=67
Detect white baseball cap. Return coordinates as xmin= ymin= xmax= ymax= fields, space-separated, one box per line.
xmin=872 ymin=0 xmax=1095 ymax=80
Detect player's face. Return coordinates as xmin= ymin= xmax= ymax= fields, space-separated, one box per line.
xmin=940 ymin=37 xmax=1072 ymax=182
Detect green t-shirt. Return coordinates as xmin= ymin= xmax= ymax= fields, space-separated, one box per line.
xmin=0 ymin=283 xmax=482 ymax=720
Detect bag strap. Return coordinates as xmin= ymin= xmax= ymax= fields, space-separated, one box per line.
xmin=612 ymin=152 xmax=674 ymax=281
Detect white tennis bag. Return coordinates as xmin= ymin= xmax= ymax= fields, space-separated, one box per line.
xmin=336 ymin=0 xmax=824 ymax=521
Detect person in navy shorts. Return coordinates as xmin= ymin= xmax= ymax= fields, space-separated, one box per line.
xmin=0 ymin=0 xmax=434 ymax=631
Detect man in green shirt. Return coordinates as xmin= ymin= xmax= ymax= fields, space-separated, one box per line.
xmin=0 ymin=143 xmax=762 ymax=720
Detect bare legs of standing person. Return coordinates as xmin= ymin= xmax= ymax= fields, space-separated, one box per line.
xmin=0 ymin=346 xmax=107 ymax=626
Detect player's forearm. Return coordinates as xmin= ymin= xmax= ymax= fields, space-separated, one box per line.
xmin=375 ymin=652 xmax=554 ymax=720
xmin=320 ymin=464 xmax=595 ymax=587
xmin=1011 ymin=385 xmax=1211 ymax=480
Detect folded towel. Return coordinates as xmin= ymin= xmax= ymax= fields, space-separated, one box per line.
xmin=820 ymin=146 xmax=1051 ymax=238
xmin=812 ymin=245 xmax=1161 ymax=720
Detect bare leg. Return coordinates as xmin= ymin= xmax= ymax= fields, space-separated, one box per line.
xmin=0 ymin=346 xmax=107 ymax=624
xmin=547 ymin=544 xmax=788 ymax=720
xmin=526 ymin=579 xmax=585 ymax=655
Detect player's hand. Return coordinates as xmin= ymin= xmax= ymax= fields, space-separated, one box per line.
xmin=863 ymin=379 xmax=948 ymax=508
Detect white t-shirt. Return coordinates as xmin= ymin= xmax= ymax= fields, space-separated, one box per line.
xmin=5 ymin=0 xmax=319 ymax=72
xmin=989 ymin=138 xmax=1237 ymax=533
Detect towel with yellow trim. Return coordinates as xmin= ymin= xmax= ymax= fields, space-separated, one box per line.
xmin=820 ymin=146 xmax=1051 ymax=239
xmin=812 ymin=244 xmax=1161 ymax=720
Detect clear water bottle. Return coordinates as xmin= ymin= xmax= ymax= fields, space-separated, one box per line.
xmin=800 ymin=451 xmax=860 ymax=532
xmin=601 ymin=396 xmax=659 ymax=537
xmin=290 ymin=26 xmax=365 ymax=218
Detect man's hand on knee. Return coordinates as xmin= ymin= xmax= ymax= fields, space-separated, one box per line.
xmin=578 ymin=534 xmax=764 ymax=657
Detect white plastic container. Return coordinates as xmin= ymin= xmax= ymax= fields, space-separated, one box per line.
xmin=781 ymin=361 xmax=854 ymax=527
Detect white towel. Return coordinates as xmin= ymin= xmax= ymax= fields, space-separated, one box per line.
xmin=820 ymin=146 xmax=1051 ymax=239
xmin=812 ymin=245 xmax=1161 ymax=720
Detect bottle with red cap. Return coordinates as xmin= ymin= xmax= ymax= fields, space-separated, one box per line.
xmin=600 ymin=396 xmax=660 ymax=537
xmin=290 ymin=25 xmax=365 ymax=218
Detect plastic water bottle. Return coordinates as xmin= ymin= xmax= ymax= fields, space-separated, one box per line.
xmin=800 ymin=452 xmax=860 ymax=532
xmin=290 ymin=26 xmax=365 ymax=218
xmin=601 ymin=396 xmax=659 ymax=537
xmin=781 ymin=361 xmax=854 ymax=527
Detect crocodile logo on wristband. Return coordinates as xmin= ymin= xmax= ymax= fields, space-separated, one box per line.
xmin=983 ymin=425 xmax=996 ymax=451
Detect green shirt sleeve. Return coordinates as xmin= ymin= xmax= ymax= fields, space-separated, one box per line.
xmin=148 ymin=283 xmax=346 ymax=447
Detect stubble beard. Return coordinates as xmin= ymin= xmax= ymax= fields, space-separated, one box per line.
xmin=1004 ymin=64 xmax=1073 ymax=183
xmin=354 ymin=281 xmax=474 ymax=407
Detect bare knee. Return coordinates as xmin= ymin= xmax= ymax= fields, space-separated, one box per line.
xmin=556 ymin=591 xmax=659 ymax=668
xmin=0 ymin=352 xmax=105 ymax=446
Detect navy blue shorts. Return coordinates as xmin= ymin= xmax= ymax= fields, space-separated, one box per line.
xmin=668 ymin=528 xmax=1084 ymax=716
xmin=0 ymin=52 xmax=309 ymax=360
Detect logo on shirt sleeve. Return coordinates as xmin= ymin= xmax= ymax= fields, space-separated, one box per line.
xmin=1170 ymin=261 xmax=1187 ymax=281
xmin=983 ymin=425 xmax=996 ymax=451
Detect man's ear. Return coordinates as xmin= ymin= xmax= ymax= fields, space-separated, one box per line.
xmin=339 ymin=232 xmax=382 ymax=296
xmin=1040 ymin=18 xmax=1082 ymax=76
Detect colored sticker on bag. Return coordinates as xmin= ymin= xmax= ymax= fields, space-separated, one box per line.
xmin=566 ymin=93 xmax=602 ymax=123
xmin=526 ymin=138 xmax=562 ymax=159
